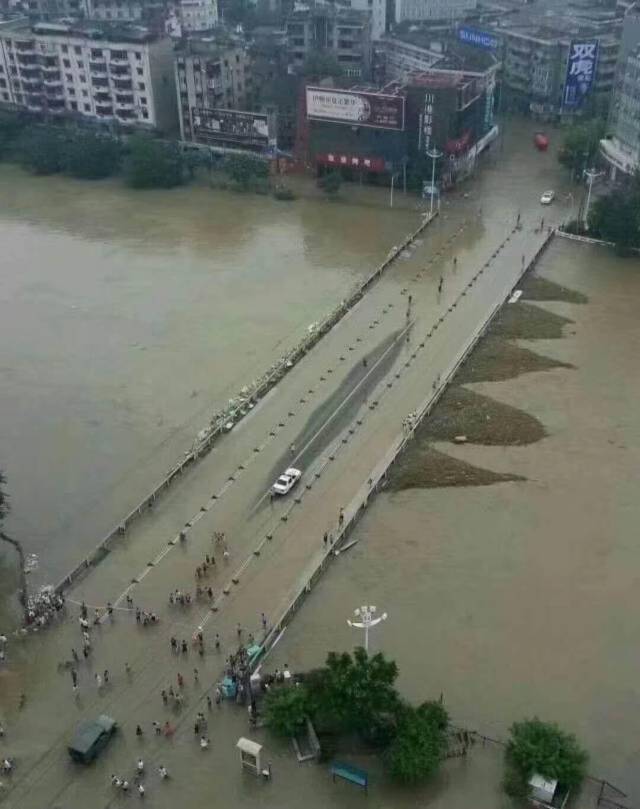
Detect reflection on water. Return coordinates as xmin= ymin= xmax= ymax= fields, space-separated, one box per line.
xmin=0 ymin=166 xmax=417 ymax=582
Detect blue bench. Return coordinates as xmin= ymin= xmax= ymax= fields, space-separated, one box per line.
xmin=331 ymin=761 xmax=368 ymax=793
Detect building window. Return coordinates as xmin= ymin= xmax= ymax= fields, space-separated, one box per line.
xmin=140 ymin=96 xmax=147 ymax=104
xmin=84 ymin=102 xmax=91 ymax=111
xmin=66 ymin=73 xmax=73 ymax=82
xmin=0 ymin=79 xmax=5 ymax=88
xmin=137 ymin=67 xmax=143 ymax=75
xmin=63 ymin=59 xmax=71 ymax=68
xmin=68 ymin=87 xmax=75 ymax=96
xmin=142 ymin=109 xmax=148 ymax=118
xmin=74 ymin=46 xmax=81 ymax=55
xmin=82 ymin=89 xmax=88 ymax=97
xmin=61 ymin=45 xmax=68 ymax=53
xmin=138 ymin=82 xmax=145 ymax=90
xmin=135 ymin=51 xmax=142 ymax=60
xmin=80 ymin=74 xmax=86 ymax=83
xmin=70 ymin=101 xmax=78 ymax=109
xmin=1 ymin=92 xmax=8 ymax=100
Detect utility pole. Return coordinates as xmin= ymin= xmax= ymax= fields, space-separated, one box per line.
xmin=583 ymin=168 xmax=602 ymax=230
xmin=425 ymin=147 xmax=442 ymax=216
xmin=347 ymin=605 xmax=387 ymax=652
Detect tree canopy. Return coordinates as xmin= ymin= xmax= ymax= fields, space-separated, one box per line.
xmin=125 ymin=135 xmax=184 ymax=189
xmin=505 ymin=718 xmax=588 ymax=794
xmin=558 ymin=119 xmax=605 ymax=179
xmin=386 ymin=701 xmax=449 ymax=784
xmin=588 ymin=174 xmax=640 ymax=253
xmin=263 ymin=685 xmax=309 ymax=736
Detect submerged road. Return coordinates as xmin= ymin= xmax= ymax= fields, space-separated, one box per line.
xmin=0 ymin=128 xmax=572 ymax=809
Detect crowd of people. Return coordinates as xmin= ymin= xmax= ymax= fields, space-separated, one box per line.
xmin=23 ymin=587 xmax=65 ymax=632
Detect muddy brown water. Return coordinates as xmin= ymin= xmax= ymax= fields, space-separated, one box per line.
xmin=0 ymin=167 xmax=418 ymax=587
xmin=268 ymin=238 xmax=640 ymax=801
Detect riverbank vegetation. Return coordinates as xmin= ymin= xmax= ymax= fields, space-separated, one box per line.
xmin=263 ymin=648 xmax=589 ymax=796
xmin=264 ymin=647 xmax=450 ymax=785
xmin=0 ymin=112 xmax=287 ymax=197
xmin=504 ymin=718 xmax=588 ymax=799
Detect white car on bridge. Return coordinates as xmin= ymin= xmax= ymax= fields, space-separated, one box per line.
xmin=271 ymin=468 xmax=302 ymax=496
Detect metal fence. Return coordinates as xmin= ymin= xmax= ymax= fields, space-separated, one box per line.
xmin=54 ymin=211 xmax=439 ymax=594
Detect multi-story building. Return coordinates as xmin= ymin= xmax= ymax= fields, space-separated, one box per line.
xmin=23 ymin=0 xmax=218 ymax=35
xmin=393 ymin=0 xmax=477 ymax=25
xmin=348 ymin=0 xmax=386 ymax=41
xmin=0 ymin=19 xmax=178 ymax=131
xmin=501 ymin=23 xmax=619 ymax=119
xmin=174 ymin=37 xmax=252 ymax=141
xmin=286 ymin=3 xmax=372 ymax=79
xmin=600 ymin=3 xmax=640 ymax=178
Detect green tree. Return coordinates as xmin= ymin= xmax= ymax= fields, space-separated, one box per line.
xmin=63 ymin=130 xmax=121 ymax=180
xmin=505 ymin=718 xmax=588 ymax=796
xmin=558 ymin=119 xmax=605 ymax=180
xmin=125 ymin=135 xmax=184 ymax=189
xmin=303 ymin=50 xmax=343 ymax=79
xmin=306 ymin=648 xmax=400 ymax=737
xmin=18 ymin=126 xmax=65 ymax=175
xmin=589 ymin=189 xmax=640 ymax=252
xmin=264 ymin=685 xmax=309 ymax=736
xmin=386 ymin=701 xmax=449 ymax=784
xmin=319 ymin=170 xmax=341 ymax=198
xmin=0 ymin=112 xmax=26 ymax=159
xmin=224 ymin=153 xmax=269 ymax=189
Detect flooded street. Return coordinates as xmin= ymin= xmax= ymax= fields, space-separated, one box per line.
xmin=0 ymin=168 xmax=416 ymax=583
xmin=2 ymin=118 xmax=630 ymax=809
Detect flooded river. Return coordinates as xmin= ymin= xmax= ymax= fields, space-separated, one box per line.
xmin=0 ymin=167 xmax=416 ymax=584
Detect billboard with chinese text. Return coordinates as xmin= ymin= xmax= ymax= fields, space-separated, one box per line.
xmin=306 ymin=87 xmax=405 ymax=131
xmin=562 ymin=40 xmax=599 ymax=109
xmin=191 ymin=108 xmax=271 ymax=148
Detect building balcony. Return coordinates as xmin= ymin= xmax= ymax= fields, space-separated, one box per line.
xmin=22 ymin=76 xmax=43 ymax=89
xmin=90 ymin=62 xmax=108 ymax=75
xmin=91 ymin=77 xmax=109 ymax=88
xmin=112 ymin=78 xmax=133 ymax=91
xmin=109 ymin=65 xmax=131 ymax=77
xmin=115 ymin=95 xmax=134 ymax=107
xmin=43 ymin=77 xmax=63 ymax=88
xmin=96 ymin=103 xmax=114 ymax=116
xmin=42 ymin=62 xmax=60 ymax=74
xmin=93 ymin=90 xmax=112 ymax=103
xmin=109 ymin=57 xmax=130 ymax=66
xmin=116 ymin=108 xmax=136 ymax=120
xmin=15 ymin=41 xmax=37 ymax=55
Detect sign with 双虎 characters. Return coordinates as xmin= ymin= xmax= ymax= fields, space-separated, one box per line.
xmin=563 ymin=40 xmax=599 ymax=109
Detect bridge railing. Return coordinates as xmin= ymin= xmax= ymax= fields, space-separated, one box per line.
xmin=54 ymin=211 xmax=439 ymax=594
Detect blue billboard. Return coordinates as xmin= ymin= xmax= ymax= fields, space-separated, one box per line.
xmin=562 ymin=40 xmax=599 ymax=109
xmin=457 ymin=26 xmax=499 ymax=52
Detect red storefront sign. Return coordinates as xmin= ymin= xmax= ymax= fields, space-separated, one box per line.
xmin=315 ymin=152 xmax=386 ymax=173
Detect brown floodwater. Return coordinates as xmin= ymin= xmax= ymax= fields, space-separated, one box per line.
xmin=268 ymin=238 xmax=640 ymax=800
xmin=0 ymin=167 xmax=417 ymax=585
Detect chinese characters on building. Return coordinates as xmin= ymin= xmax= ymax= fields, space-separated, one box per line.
xmin=563 ymin=41 xmax=599 ymax=108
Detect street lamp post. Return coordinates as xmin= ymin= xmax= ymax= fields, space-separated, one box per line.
xmin=425 ymin=147 xmax=442 ymax=216
xmin=583 ymin=168 xmax=602 ymax=230
xmin=347 ymin=605 xmax=387 ymax=652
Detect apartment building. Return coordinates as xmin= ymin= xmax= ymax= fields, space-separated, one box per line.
xmin=601 ymin=45 xmax=640 ymax=178
xmin=348 ymin=0 xmax=386 ymax=41
xmin=502 ymin=24 xmax=619 ymax=119
xmin=23 ymin=0 xmax=218 ymax=35
xmin=174 ymin=37 xmax=251 ymax=141
xmin=286 ymin=3 xmax=372 ymax=79
xmin=0 ymin=19 xmax=178 ymax=131
xmin=393 ymin=0 xmax=477 ymax=25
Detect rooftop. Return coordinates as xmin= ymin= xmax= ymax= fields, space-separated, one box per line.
xmin=383 ymin=33 xmax=499 ymax=74
xmin=0 ymin=18 xmax=164 ymax=43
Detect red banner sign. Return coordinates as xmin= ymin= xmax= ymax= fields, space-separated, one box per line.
xmin=315 ymin=152 xmax=386 ymax=173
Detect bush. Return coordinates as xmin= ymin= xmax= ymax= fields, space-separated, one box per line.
xmin=63 ymin=130 xmax=121 ymax=180
xmin=263 ymin=685 xmax=309 ymax=736
xmin=273 ymin=184 xmax=296 ymax=201
xmin=224 ymin=154 xmax=269 ymax=190
xmin=17 ymin=126 xmax=64 ymax=175
xmin=319 ymin=171 xmax=341 ymax=198
xmin=386 ymin=702 xmax=449 ymax=784
xmin=0 ymin=112 xmax=27 ymax=159
xmin=125 ymin=135 xmax=184 ymax=189
xmin=505 ymin=718 xmax=588 ymax=793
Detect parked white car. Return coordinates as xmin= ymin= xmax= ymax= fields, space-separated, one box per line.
xmin=540 ymin=190 xmax=555 ymax=205
xmin=271 ymin=468 xmax=302 ymax=496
